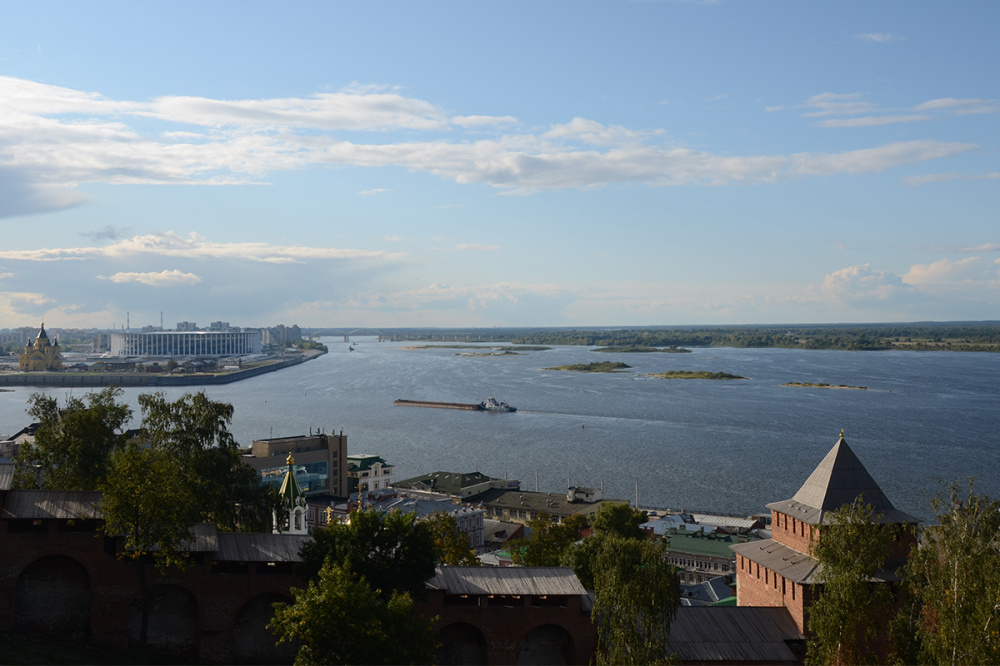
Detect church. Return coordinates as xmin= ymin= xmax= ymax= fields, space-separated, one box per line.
xmin=19 ymin=323 xmax=63 ymax=372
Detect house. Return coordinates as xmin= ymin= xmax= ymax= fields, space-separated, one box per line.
xmin=394 ymin=470 xmax=520 ymax=499
xmin=730 ymin=430 xmax=919 ymax=634
xmin=347 ymin=453 xmax=394 ymax=493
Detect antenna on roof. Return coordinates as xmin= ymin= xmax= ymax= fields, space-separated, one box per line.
xmin=535 ymin=470 xmax=539 ymax=492
xmin=635 ymin=476 xmax=639 ymax=510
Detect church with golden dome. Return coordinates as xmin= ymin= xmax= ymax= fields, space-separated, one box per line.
xmin=19 ymin=323 xmax=63 ymax=372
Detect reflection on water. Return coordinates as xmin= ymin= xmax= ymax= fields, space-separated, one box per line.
xmin=2 ymin=338 xmax=998 ymax=521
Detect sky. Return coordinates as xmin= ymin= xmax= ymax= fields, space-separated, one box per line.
xmin=0 ymin=1 xmax=998 ymax=330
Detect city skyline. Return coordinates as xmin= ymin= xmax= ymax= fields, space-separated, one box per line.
xmin=1 ymin=2 xmax=998 ymax=329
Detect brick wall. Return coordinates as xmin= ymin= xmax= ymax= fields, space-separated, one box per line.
xmin=770 ymin=509 xmax=817 ymax=554
xmin=735 ymin=553 xmax=810 ymax=634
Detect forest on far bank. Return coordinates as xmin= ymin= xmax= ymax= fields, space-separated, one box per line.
xmin=378 ymin=322 xmax=1000 ymax=352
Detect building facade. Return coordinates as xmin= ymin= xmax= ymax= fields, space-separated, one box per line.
xmin=246 ymin=432 xmax=349 ymax=498
xmin=348 ymin=454 xmax=394 ymax=493
xmin=110 ymin=330 xmax=261 ymax=357
xmin=19 ymin=323 xmax=62 ymax=372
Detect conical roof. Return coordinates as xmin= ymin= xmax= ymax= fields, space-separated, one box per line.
xmin=278 ymin=453 xmax=305 ymax=507
xmin=767 ymin=431 xmax=918 ymax=525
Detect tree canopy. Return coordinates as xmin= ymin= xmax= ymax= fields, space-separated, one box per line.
xmin=564 ymin=501 xmax=647 ymax=589
xmin=902 ymin=481 xmax=1000 ymax=665
xmin=15 ymin=386 xmax=132 ymax=491
xmin=426 ymin=510 xmax=480 ymax=566
xmin=805 ymin=499 xmax=895 ymax=666
xmin=297 ymin=508 xmax=437 ymax=600
xmin=508 ymin=513 xmax=586 ymax=567
xmin=269 ymin=560 xmax=438 ymax=666
xmin=592 ymin=534 xmax=679 ymax=665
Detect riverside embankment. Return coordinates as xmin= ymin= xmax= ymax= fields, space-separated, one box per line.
xmin=0 ymin=350 xmax=324 ymax=388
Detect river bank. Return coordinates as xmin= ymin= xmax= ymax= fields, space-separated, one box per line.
xmin=0 ymin=350 xmax=324 ymax=388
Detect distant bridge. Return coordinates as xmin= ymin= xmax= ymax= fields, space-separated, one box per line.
xmin=309 ymin=328 xmax=386 ymax=342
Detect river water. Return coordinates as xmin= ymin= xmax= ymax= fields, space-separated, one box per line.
xmin=2 ymin=338 xmax=998 ymax=522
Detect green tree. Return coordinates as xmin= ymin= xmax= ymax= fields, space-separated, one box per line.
xmin=592 ymin=534 xmax=679 ymax=665
xmin=426 ymin=511 xmax=480 ymax=566
xmin=269 ymin=560 xmax=438 ymax=666
xmin=15 ymin=387 xmax=132 ymax=491
xmin=509 ymin=512 xmax=586 ymax=567
xmin=298 ymin=508 xmax=437 ymax=600
xmin=138 ymin=391 xmax=275 ymax=531
xmin=806 ymin=499 xmax=895 ymax=666
xmin=903 ymin=481 xmax=1000 ymax=665
xmin=99 ymin=442 xmax=198 ymax=662
xmin=563 ymin=501 xmax=647 ymax=589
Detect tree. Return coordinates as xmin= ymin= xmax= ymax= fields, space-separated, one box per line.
xmin=15 ymin=387 xmax=132 ymax=491
xmin=592 ymin=534 xmax=679 ymax=665
xmin=805 ymin=499 xmax=895 ymax=666
xmin=298 ymin=508 xmax=437 ymax=600
xmin=138 ymin=391 xmax=276 ymax=531
xmin=99 ymin=442 xmax=198 ymax=662
xmin=563 ymin=501 xmax=647 ymax=589
xmin=426 ymin=511 xmax=480 ymax=566
xmin=509 ymin=512 xmax=586 ymax=567
xmin=903 ymin=481 xmax=1000 ymax=665
xmin=269 ymin=560 xmax=438 ymax=666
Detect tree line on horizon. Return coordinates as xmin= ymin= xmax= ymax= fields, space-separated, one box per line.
xmin=384 ymin=323 xmax=1000 ymax=352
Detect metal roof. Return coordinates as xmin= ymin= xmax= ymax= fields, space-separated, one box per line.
xmin=1 ymin=490 xmax=102 ymax=519
xmin=730 ymin=538 xmax=821 ymax=584
xmin=668 ymin=606 xmax=803 ymax=663
xmin=767 ymin=432 xmax=919 ymax=525
xmin=216 ymin=532 xmax=311 ymax=563
xmin=426 ymin=566 xmax=587 ymax=597
xmin=0 ymin=463 xmax=14 ymax=491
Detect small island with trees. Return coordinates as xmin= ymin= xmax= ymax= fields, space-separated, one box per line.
xmin=545 ymin=362 xmax=632 ymax=373
xmin=647 ymin=370 xmax=746 ymax=380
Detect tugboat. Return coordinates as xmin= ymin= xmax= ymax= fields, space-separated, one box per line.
xmin=480 ymin=397 xmax=516 ymax=412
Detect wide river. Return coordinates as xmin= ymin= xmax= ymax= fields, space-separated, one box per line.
xmin=2 ymin=339 xmax=999 ymax=522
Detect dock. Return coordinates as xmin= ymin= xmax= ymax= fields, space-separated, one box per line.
xmin=393 ymin=399 xmax=483 ymax=411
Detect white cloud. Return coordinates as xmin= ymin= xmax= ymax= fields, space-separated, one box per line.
xmin=454 ymin=243 xmax=501 ymax=251
xmin=98 ymin=269 xmax=202 ymax=286
xmin=855 ymin=33 xmax=904 ymax=43
xmin=902 ymin=171 xmax=1000 ymax=186
xmin=802 ymin=93 xmax=876 ymax=118
xmin=914 ymin=97 xmax=995 ymax=111
xmin=451 ymin=115 xmax=519 ymax=127
xmin=359 ymin=188 xmax=388 ymax=195
xmin=818 ymin=115 xmax=928 ymax=128
xmin=818 ymin=264 xmax=908 ymax=304
xmin=0 ymin=75 xmax=981 ymax=211
xmin=0 ymin=231 xmax=404 ymax=264
xmin=902 ymin=257 xmax=999 ymax=291
xmin=381 ymin=235 xmax=410 ymax=242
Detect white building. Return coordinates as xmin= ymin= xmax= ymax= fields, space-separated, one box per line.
xmin=110 ymin=330 xmax=261 ymax=357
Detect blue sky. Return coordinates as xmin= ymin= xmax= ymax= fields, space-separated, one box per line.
xmin=1 ymin=1 xmax=997 ymax=329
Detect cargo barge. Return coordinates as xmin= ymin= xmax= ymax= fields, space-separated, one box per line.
xmin=394 ymin=398 xmax=516 ymax=412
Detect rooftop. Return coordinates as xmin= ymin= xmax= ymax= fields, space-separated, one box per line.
xmin=767 ymin=431 xmax=920 ymax=526
xmin=427 ymin=566 xmax=587 ymax=597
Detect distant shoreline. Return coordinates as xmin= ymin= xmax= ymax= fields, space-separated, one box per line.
xmin=783 ymin=382 xmax=867 ymax=390
xmin=0 ymin=350 xmax=324 ymax=388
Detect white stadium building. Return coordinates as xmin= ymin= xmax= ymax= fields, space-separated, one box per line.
xmin=110 ymin=330 xmax=262 ymax=357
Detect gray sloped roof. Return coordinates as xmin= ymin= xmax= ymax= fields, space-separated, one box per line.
xmin=216 ymin=532 xmax=311 ymax=563
xmin=1 ymin=490 xmax=102 ymax=519
xmin=426 ymin=566 xmax=587 ymax=596
xmin=0 ymin=463 xmax=14 ymax=491
xmin=730 ymin=538 xmax=821 ymax=584
xmin=668 ymin=606 xmax=803 ymax=663
xmin=767 ymin=433 xmax=919 ymax=525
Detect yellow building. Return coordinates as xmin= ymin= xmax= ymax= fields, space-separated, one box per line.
xmin=19 ymin=323 xmax=63 ymax=372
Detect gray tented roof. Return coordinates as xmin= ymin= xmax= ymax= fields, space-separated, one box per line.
xmin=766 ymin=432 xmax=919 ymax=525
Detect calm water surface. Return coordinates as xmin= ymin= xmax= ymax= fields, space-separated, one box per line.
xmin=2 ymin=339 xmax=998 ymax=522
